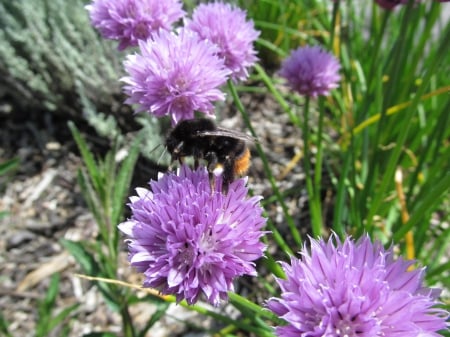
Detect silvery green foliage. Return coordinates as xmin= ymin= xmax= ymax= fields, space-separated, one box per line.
xmin=0 ymin=0 xmax=165 ymax=158
xmin=0 ymin=0 xmax=119 ymax=112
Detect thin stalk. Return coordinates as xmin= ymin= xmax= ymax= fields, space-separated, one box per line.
xmin=302 ymin=97 xmax=323 ymax=237
xmin=229 ymin=293 xmax=280 ymax=323
xmin=121 ymin=305 xmax=136 ymax=337
xmin=227 ymin=80 xmax=302 ymax=247
xmin=314 ymin=98 xmax=325 ymax=199
xmin=312 ymin=97 xmax=325 ymax=231
xmin=331 ymin=149 xmax=351 ymax=237
xmin=265 ymin=219 xmax=295 ymax=257
xmin=254 ymin=64 xmax=301 ymax=128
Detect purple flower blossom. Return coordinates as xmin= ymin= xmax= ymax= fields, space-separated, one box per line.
xmin=267 ymin=235 xmax=449 ymax=337
xmin=122 ymin=28 xmax=231 ymax=125
xmin=86 ymin=0 xmax=185 ymax=50
xmin=185 ymin=2 xmax=260 ymax=81
xmin=118 ymin=165 xmax=267 ymax=306
xmin=279 ymin=46 xmax=341 ymax=98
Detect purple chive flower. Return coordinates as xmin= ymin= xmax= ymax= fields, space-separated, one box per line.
xmin=267 ymin=235 xmax=449 ymax=337
xmin=118 ymin=165 xmax=267 ymax=306
xmin=86 ymin=0 xmax=185 ymax=50
xmin=122 ymin=28 xmax=231 ymax=125
xmin=185 ymin=2 xmax=260 ymax=81
xmin=279 ymin=46 xmax=341 ymax=98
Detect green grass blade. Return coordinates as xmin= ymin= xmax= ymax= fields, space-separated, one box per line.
xmin=68 ymin=121 xmax=102 ymax=192
xmin=0 ymin=157 xmax=19 ymax=176
xmin=0 ymin=312 xmax=13 ymax=337
xmin=46 ymin=303 xmax=79 ymax=334
xmin=111 ymin=133 xmax=142 ymax=226
xmin=60 ymin=239 xmax=101 ymax=275
xmin=76 ymin=169 xmax=105 ymax=229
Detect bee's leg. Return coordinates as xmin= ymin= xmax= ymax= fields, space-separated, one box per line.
xmin=221 ymin=157 xmax=235 ymax=194
xmin=169 ymin=156 xmax=182 ymax=171
xmin=205 ymin=152 xmax=221 ymax=192
xmin=192 ymin=149 xmax=203 ymax=169
xmin=173 ymin=156 xmax=184 ymax=170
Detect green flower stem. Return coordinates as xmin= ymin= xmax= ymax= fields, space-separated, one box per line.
xmin=254 ymin=64 xmax=301 ymax=128
xmin=227 ymin=79 xmax=302 ymax=247
xmin=180 ymin=296 xmax=274 ymax=336
xmin=121 ymin=306 xmax=136 ymax=337
xmin=331 ymin=149 xmax=351 ymax=237
xmin=228 ymin=293 xmax=282 ymax=324
xmin=159 ymin=295 xmax=275 ymax=336
xmin=265 ymin=218 xmax=295 ymax=257
xmin=302 ymin=97 xmax=323 ymax=237
xmin=314 ymin=97 xmax=325 ymax=198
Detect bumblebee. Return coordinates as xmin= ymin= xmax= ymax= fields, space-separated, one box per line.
xmin=166 ymin=118 xmax=254 ymax=192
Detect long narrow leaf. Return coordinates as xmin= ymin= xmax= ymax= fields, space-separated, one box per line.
xmin=111 ymin=133 xmax=143 ymax=225
xmin=77 ymin=169 xmax=104 ymax=227
xmin=60 ymin=239 xmax=100 ymax=275
xmin=68 ymin=121 xmax=102 ymax=193
xmin=44 ymin=273 xmax=60 ymax=308
xmin=0 ymin=157 xmax=19 ymax=176
xmin=46 ymin=303 xmax=80 ymax=334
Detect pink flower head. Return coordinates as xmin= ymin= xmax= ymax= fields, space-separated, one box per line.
xmin=122 ymin=28 xmax=231 ymax=125
xmin=118 ymin=165 xmax=267 ymax=306
xmin=267 ymin=235 xmax=449 ymax=337
xmin=279 ymin=45 xmax=341 ymax=98
xmin=185 ymin=2 xmax=260 ymax=81
xmin=86 ymin=0 xmax=185 ymax=50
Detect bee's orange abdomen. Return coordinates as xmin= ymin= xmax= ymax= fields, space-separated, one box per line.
xmin=234 ymin=148 xmax=251 ymax=176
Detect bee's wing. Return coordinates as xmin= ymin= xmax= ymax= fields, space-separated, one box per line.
xmin=198 ymin=128 xmax=256 ymax=143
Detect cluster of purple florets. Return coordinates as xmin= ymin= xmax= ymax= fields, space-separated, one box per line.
xmin=87 ymin=0 xmax=260 ymax=125
xmin=85 ymin=1 xmax=448 ymax=335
